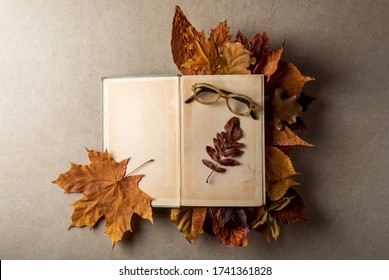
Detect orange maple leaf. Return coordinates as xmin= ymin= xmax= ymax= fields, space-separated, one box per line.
xmin=53 ymin=149 xmax=153 ymax=247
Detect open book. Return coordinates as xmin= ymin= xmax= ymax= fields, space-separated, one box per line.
xmin=103 ymin=75 xmax=265 ymax=207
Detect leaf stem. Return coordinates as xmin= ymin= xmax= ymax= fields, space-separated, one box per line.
xmin=206 ymin=162 xmax=219 ymax=183
xmin=127 ymin=159 xmax=154 ymax=175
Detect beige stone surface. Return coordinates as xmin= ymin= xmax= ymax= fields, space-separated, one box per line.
xmin=1 ymin=0 xmax=388 ymax=259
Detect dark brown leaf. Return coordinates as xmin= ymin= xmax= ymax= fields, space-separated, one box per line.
xmin=223 ymin=148 xmax=243 ymax=157
xmin=221 ymin=208 xmax=249 ymax=230
xmin=236 ymin=30 xmax=270 ymax=61
xmin=219 ymin=158 xmax=240 ymax=166
xmin=206 ymin=146 xmax=220 ymax=162
xmin=202 ymin=159 xmax=226 ymax=173
xmin=203 ymin=117 xmax=244 ymax=182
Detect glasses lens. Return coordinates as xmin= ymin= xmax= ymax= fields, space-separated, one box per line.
xmin=227 ymin=96 xmax=250 ymax=115
xmin=195 ymin=87 xmax=220 ymax=104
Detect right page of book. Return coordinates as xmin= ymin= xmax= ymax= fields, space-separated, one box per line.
xmin=180 ymin=75 xmax=265 ymax=206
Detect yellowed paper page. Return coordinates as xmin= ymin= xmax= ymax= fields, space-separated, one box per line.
xmin=103 ymin=76 xmax=180 ymax=207
xmin=180 ymin=75 xmax=265 ymax=206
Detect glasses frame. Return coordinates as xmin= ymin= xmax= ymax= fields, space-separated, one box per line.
xmin=185 ymin=83 xmax=258 ymax=120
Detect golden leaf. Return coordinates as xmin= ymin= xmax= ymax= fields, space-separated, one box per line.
xmin=268 ymin=215 xmax=280 ymax=241
xmin=216 ymin=42 xmax=256 ymax=74
xmin=266 ymin=125 xmax=313 ymax=146
xmin=53 ymin=149 xmax=153 ymax=247
xmin=181 ymin=26 xmax=211 ymax=74
xmin=171 ymin=6 xmax=197 ymax=75
xmin=253 ymin=44 xmax=284 ymax=81
xmin=267 ymin=177 xmax=300 ymax=201
xmin=265 ymin=146 xmax=298 ymax=182
xmin=266 ymin=60 xmax=314 ymax=98
xmin=213 ymin=208 xmax=248 ymax=247
xmin=171 ymin=207 xmax=207 ymax=243
xmin=268 ymin=196 xmax=294 ymax=211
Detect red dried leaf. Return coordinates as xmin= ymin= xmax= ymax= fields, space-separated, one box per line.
xmin=272 ymin=188 xmax=306 ymax=224
xmin=206 ymin=146 xmax=220 ymax=162
xmin=219 ymin=158 xmax=240 ymax=166
xmin=236 ymin=30 xmax=270 ymax=61
xmin=202 ymin=159 xmax=226 ymax=173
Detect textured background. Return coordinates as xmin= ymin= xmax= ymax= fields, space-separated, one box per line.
xmin=1 ymin=0 xmax=388 ymax=259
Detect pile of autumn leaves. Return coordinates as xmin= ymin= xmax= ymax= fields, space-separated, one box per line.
xmin=53 ymin=6 xmax=315 ymax=248
xmin=170 ymin=6 xmax=314 ymax=246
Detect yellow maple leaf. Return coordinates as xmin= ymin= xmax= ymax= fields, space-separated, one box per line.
xmin=171 ymin=207 xmax=207 ymax=243
xmin=216 ymin=42 xmax=256 ymax=74
xmin=53 ymin=149 xmax=153 ymax=247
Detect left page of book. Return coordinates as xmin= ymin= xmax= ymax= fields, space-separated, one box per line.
xmin=103 ymin=76 xmax=181 ymax=207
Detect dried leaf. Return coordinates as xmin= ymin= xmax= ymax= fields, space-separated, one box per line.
xmin=53 ymin=149 xmax=153 ymax=247
xmin=221 ymin=208 xmax=249 ymax=230
xmin=210 ymin=20 xmax=231 ymax=47
xmin=171 ymin=6 xmax=198 ymax=75
xmin=267 ymin=177 xmax=300 ymax=201
xmin=181 ymin=26 xmax=211 ymax=73
xmin=267 ymin=88 xmax=303 ymax=130
xmin=266 ymin=60 xmax=314 ymax=98
xmin=253 ymin=44 xmax=284 ymax=81
xmin=203 ymin=117 xmax=244 ymax=182
xmin=266 ymin=125 xmax=313 ymax=146
xmin=202 ymin=159 xmax=226 ymax=173
xmin=272 ymin=188 xmax=306 ymax=224
xmin=171 ymin=207 xmax=207 ymax=243
xmin=236 ymin=30 xmax=270 ymax=61
xmin=213 ymin=208 xmax=248 ymax=247
xmin=265 ymin=146 xmax=298 ymax=182
xmin=268 ymin=196 xmax=294 ymax=211
xmin=297 ymin=92 xmax=317 ymax=112
xmin=251 ymin=208 xmax=269 ymax=229
xmin=216 ymin=42 xmax=256 ymax=74
xmin=268 ymin=215 xmax=280 ymax=241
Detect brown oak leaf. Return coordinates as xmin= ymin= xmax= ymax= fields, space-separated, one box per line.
xmin=210 ymin=20 xmax=231 ymax=47
xmin=266 ymin=60 xmax=314 ymax=98
xmin=203 ymin=116 xmax=244 ymax=183
xmin=265 ymin=125 xmax=313 ymax=146
xmin=235 ymin=30 xmax=270 ymax=61
xmin=265 ymin=146 xmax=298 ymax=182
xmin=171 ymin=207 xmax=207 ymax=243
xmin=52 ymin=149 xmax=153 ymax=247
xmin=216 ymin=42 xmax=256 ymax=74
xmin=267 ymin=88 xmax=303 ymax=130
xmin=213 ymin=208 xmax=248 ymax=247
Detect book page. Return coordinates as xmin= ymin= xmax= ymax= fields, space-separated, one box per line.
xmin=103 ymin=76 xmax=180 ymax=207
xmin=180 ymin=75 xmax=265 ymax=206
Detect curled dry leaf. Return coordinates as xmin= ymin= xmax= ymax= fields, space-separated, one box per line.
xmin=216 ymin=42 xmax=256 ymax=74
xmin=265 ymin=125 xmax=313 ymax=146
xmin=52 ymin=149 xmax=153 ymax=247
xmin=171 ymin=207 xmax=207 ymax=243
xmin=267 ymin=177 xmax=300 ymax=201
xmin=203 ymin=116 xmax=244 ymax=183
xmin=265 ymin=146 xmax=298 ymax=182
xmin=213 ymin=208 xmax=248 ymax=247
xmin=267 ymin=88 xmax=303 ymax=130
xmin=266 ymin=60 xmax=314 ymax=98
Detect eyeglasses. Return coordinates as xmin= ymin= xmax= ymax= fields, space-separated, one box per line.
xmin=185 ymin=83 xmax=258 ymax=120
